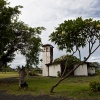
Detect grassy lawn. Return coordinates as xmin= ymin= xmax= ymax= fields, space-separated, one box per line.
xmin=0 ymin=72 xmax=18 ymax=78
xmin=0 ymin=72 xmax=100 ymax=100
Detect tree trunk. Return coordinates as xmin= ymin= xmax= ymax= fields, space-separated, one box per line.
xmin=50 ymin=60 xmax=88 ymax=93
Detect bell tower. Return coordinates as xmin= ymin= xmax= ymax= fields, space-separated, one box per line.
xmin=42 ymin=44 xmax=54 ymax=76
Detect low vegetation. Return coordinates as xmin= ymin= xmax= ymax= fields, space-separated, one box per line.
xmin=90 ymin=81 xmax=100 ymax=92
xmin=0 ymin=72 xmax=100 ymax=100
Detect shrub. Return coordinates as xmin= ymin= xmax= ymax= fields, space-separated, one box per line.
xmin=90 ymin=81 xmax=100 ymax=92
xmin=95 ymin=70 xmax=100 ymax=75
xmin=57 ymin=71 xmax=61 ymax=77
xmin=28 ymin=70 xmax=38 ymax=76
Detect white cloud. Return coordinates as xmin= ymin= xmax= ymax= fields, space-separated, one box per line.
xmin=7 ymin=0 xmax=100 ymax=68
xmin=9 ymin=53 xmax=26 ymax=68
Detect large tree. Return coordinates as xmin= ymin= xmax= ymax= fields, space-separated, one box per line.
xmin=0 ymin=0 xmax=45 ymax=68
xmin=49 ymin=17 xmax=100 ymax=92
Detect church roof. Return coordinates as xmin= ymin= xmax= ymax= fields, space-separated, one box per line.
xmin=42 ymin=44 xmax=54 ymax=48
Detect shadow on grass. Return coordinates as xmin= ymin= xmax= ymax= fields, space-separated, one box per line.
xmin=0 ymin=77 xmax=70 ymax=100
xmin=0 ymin=77 xmax=19 ymax=84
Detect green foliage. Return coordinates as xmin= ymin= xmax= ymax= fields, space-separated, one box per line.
xmin=57 ymin=71 xmax=61 ymax=77
xmin=16 ymin=65 xmax=21 ymax=72
xmin=90 ymin=81 xmax=100 ymax=92
xmin=28 ymin=70 xmax=37 ymax=76
xmin=49 ymin=17 xmax=100 ymax=54
xmin=0 ymin=66 xmax=14 ymax=72
xmin=49 ymin=18 xmax=100 ymax=93
xmin=53 ymin=54 xmax=80 ymax=65
xmin=96 ymin=70 xmax=100 ymax=75
xmin=0 ymin=0 xmax=45 ymax=67
xmin=0 ymin=0 xmax=21 ymax=65
xmin=28 ymin=68 xmax=42 ymax=76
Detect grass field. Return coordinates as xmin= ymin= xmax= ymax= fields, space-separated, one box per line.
xmin=0 ymin=72 xmax=18 ymax=78
xmin=0 ymin=72 xmax=100 ymax=100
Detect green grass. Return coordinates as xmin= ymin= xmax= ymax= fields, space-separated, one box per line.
xmin=0 ymin=72 xmax=18 ymax=78
xmin=0 ymin=72 xmax=100 ymax=100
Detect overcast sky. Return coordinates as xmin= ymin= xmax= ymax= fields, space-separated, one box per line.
xmin=8 ymin=0 xmax=100 ymax=68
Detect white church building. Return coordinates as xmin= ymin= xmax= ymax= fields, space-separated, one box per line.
xmin=42 ymin=44 xmax=96 ymax=77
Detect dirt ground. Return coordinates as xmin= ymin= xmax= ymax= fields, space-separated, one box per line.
xmin=0 ymin=90 xmax=73 ymax=100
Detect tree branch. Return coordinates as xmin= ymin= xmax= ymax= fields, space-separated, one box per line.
xmin=91 ymin=44 xmax=100 ymax=54
xmin=77 ymin=47 xmax=81 ymax=60
xmin=89 ymin=41 xmax=91 ymax=54
xmin=61 ymin=47 xmax=78 ymax=78
xmin=50 ymin=49 xmax=93 ymax=93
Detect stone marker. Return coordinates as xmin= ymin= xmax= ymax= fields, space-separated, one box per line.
xmin=19 ymin=66 xmax=28 ymax=88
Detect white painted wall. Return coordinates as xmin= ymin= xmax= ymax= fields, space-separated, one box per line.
xmin=42 ymin=46 xmax=51 ymax=76
xmin=42 ymin=46 xmax=51 ymax=64
xmin=74 ymin=64 xmax=88 ymax=76
xmin=42 ymin=65 xmax=48 ymax=76
xmin=88 ymin=67 xmax=95 ymax=75
xmin=49 ymin=64 xmax=61 ymax=77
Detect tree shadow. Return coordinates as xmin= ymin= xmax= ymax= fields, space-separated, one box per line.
xmin=0 ymin=77 xmax=19 ymax=84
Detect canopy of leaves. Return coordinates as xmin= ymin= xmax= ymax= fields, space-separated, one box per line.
xmin=49 ymin=17 xmax=100 ymax=53
xmin=0 ymin=0 xmax=21 ymax=64
xmin=0 ymin=0 xmax=45 ymax=67
xmin=53 ymin=54 xmax=80 ymax=65
xmin=49 ymin=17 xmax=100 ymax=93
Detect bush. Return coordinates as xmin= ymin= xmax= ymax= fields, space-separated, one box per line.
xmin=90 ymin=81 xmax=100 ymax=92
xmin=57 ymin=71 xmax=61 ymax=77
xmin=95 ymin=70 xmax=100 ymax=75
xmin=28 ymin=70 xmax=38 ymax=76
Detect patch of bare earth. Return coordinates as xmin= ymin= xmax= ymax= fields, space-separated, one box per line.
xmin=0 ymin=90 xmax=73 ymax=100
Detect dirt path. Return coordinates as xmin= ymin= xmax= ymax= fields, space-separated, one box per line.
xmin=0 ymin=90 xmax=72 ymax=100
